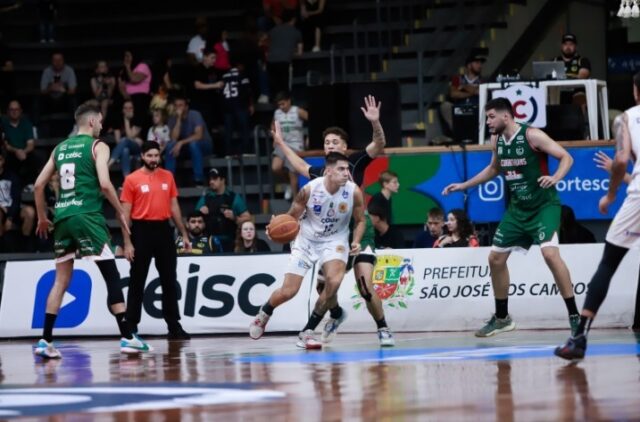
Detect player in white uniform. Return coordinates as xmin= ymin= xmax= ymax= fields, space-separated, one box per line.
xmin=250 ymin=152 xmax=366 ymax=349
xmin=271 ymin=91 xmax=308 ymax=199
xmin=556 ymin=71 xmax=640 ymax=361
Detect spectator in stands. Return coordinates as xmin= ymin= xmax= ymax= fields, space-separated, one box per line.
xmin=554 ymin=33 xmax=590 ymax=106
xmin=176 ymin=211 xmax=222 ymax=255
xmin=147 ymin=108 xmax=171 ymax=156
xmin=0 ymin=152 xmax=35 ymax=252
xmin=234 ymin=220 xmax=271 ymax=253
xmin=39 ymin=51 xmax=77 ymax=118
xmin=368 ymin=200 xmax=404 ymax=249
xmin=259 ymin=0 xmax=299 ymax=32
xmin=1 ymin=100 xmax=40 ymax=186
xmin=192 ymin=49 xmax=224 ymax=133
xmin=0 ymin=31 xmax=14 ymax=109
xmin=300 ymin=0 xmax=326 ymax=52
xmin=196 ymin=168 xmax=252 ymax=252
xmin=439 ymin=54 xmax=485 ymax=140
xmin=108 ymin=100 xmax=144 ymax=176
xmin=559 ymin=205 xmax=596 ymax=244
xmin=221 ymin=56 xmax=254 ymax=157
xmin=369 ymin=170 xmax=399 ymax=224
xmin=257 ymin=31 xmax=271 ymax=103
xmin=413 ymin=207 xmax=445 ymax=248
xmin=165 ymin=95 xmax=213 ymax=186
xmin=90 ymin=60 xmax=116 ymax=124
xmin=186 ymin=16 xmax=210 ymax=66
xmin=118 ymin=49 xmax=152 ymax=123
xmin=272 ymin=90 xmax=307 ymax=199
xmin=213 ymin=29 xmax=231 ymax=78
xmin=37 ymin=0 xmax=57 ymax=43
xmin=434 ymin=208 xmax=479 ymax=248
xmin=266 ymin=9 xmax=303 ymax=97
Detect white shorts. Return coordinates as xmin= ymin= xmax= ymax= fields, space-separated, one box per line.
xmin=606 ymin=194 xmax=640 ymax=249
xmin=285 ymin=235 xmax=349 ymax=277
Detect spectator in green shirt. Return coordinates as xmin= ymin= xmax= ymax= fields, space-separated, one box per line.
xmin=1 ymin=100 xmax=41 ymax=186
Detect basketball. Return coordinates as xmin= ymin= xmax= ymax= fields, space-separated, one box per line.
xmin=267 ymin=214 xmax=300 ymax=243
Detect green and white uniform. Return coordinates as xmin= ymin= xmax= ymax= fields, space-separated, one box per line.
xmin=492 ymin=124 xmax=561 ymax=251
xmin=53 ymin=134 xmax=114 ymax=261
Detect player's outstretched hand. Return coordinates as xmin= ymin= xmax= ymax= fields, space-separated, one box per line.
xmin=537 ymin=175 xmax=558 ymax=189
xmin=360 ymin=95 xmax=381 ymax=122
xmin=349 ymin=242 xmax=361 ymax=256
xmin=599 ymin=193 xmax=615 ymax=215
xmin=271 ymin=121 xmax=285 ymax=147
xmin=35 ymin=218 xmax=52 ymax=239
xmin=594 ymin=151 xmax=613 ymax=174
xmin=442 ymin=183 xmax=464 ymax=195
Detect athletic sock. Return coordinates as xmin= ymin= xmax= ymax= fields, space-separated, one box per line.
xmin=575 ymin=316 xmax=593 ymax=337
xmin=303 ymin=311 xmax=324 ymax=331
xmin=43 ymin=313 xmax=57 ymax=343
xmin=329 ymin=305 xmax=343 ymax=319
xmin=564 ymin=296 xmax=579 ymax=316
xmin=375 ymin=317 xmax=388 ymax=329
xmin=262 ymin=301 xmax=275 ymax=316
xmin=115 ymin=313 xmax=133 ymax=340
xmin=495 ymin=299 xmax=509 ymax=319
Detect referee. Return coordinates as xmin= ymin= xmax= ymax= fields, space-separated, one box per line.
xmin=121 ymin=141 xmax=192 ymax=339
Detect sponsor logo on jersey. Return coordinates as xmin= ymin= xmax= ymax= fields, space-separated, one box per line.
xmin=327 ymin=208 xmax=336 ymax=217
xmin=500 ymin=158 xmax=528 ymax=167
xmin=342 ymin=189 xmax=349 ymax=199
xmin=313 ymin=204 xmax=322 ymax=215
xmin=320 ymin=218 xmax=339 ymax=224
xmin=338 ymin=202 xmax=348 ymax=213
xmin=498 ymin=146 xmax=503 ymax=155
xmin=336 ymin=245 xmax=345 ymax=253
xmin=516 ymin=147 xmax=525 ymax=156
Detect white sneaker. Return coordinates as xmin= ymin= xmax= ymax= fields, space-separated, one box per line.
xmin=34 ymin=339 xmax=61 ymax=359
xmin=378 ymin=328 xmax=395 ymax=347
xmin=321 ymin=309 xmax=347 ymax=343
xmin=257 ymin=94 xmax=269 ymax=104
xmin=250 ymin=310 xmax=270 ymax=339
xmin=120 ymin=334 xmax=153 ymax=354
xmin=296 ymin=329 xmax=322 ymax=349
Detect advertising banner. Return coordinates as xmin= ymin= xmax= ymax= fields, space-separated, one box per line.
xmin=1 ymin=245 xmax=637 ymax=337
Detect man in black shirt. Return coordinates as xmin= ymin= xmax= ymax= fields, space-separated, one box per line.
xmin=221 ymin=56 xmax=253 ymax=157
xmin=368 ymin=201 xmax=404 ymax=249
xmin=192 ymin=49 xmax=224 ymax=132
xmin=554 ymin=33 xmax=591 ymax=105
xmin=176 ymin=211 xmax=221 ymax=255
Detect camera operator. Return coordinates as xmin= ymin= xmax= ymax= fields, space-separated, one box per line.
xmin=195 ymin=168 xmax=252 ymax=252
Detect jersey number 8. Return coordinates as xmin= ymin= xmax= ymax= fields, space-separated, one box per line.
xmin=60 ymin=163 xmax=76 ymax=190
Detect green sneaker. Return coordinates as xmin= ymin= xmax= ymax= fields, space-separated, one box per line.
xmin=475 ymin=314 xmax=516 ymax=337
xmin=569 ymin=314 xmax=580 ymax=337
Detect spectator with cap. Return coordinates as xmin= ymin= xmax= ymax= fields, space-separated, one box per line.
xmin=554 ymin=33 xmax=591 ymax=106
xmin=196 ymin=168 xmax=252 ymax=252
xmin=438 ymin=53 xmax=485 ymax=140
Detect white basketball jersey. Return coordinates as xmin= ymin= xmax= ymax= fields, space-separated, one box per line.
xmin=300 ymin=178 xmax=356 ymax=241
xmin=274 ymin=106 xmax=304 ymax=150
xmin=626 ymin=105 xmax=640 ymax=194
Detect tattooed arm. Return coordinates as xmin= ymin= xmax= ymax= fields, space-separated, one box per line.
xmin=361 ymin=95 xmax=386 ymax=158
xmin=599 ymin=113 xmax=631 ymax=214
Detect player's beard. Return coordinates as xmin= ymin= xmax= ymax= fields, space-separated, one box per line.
xmin=142 ymin=160 xmax=158 ymax=170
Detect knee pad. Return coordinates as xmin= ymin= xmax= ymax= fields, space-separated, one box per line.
xmin=96 ymin=259 xmax=125 ymax=307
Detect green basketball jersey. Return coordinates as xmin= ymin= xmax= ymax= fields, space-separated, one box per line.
xmin=496 ymin=124 xmax=559 ymax=211
xmin=53 ymin=134 xmax=104 ymax=223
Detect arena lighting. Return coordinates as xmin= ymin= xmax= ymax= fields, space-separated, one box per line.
xmin=618 ymin=0 xmax=640 ymax=18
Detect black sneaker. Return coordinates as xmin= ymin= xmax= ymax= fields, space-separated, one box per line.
xmin=554 ymin=334 xmax=587 ymax=361
xmin=168 ymin=326 xmax=191 ymax=340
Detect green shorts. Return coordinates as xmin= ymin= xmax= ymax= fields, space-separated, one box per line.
xmin=54 ymin=213 xmax=114 ymax=261
xmin=492 ymin=204 xmax=560 ymax=251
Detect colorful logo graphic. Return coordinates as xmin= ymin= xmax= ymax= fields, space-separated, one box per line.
xmin=32 ymin=270 xmax=92 ymax=329
xmin=352 ymin=255 xmax=415 ymax=310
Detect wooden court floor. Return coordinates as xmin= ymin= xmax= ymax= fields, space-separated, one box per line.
xmin=0 ymin=329 xmax=639 ymax=421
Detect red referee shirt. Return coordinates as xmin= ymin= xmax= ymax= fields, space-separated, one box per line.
xmin=120 ymin=168 xmax=178 ymax=221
